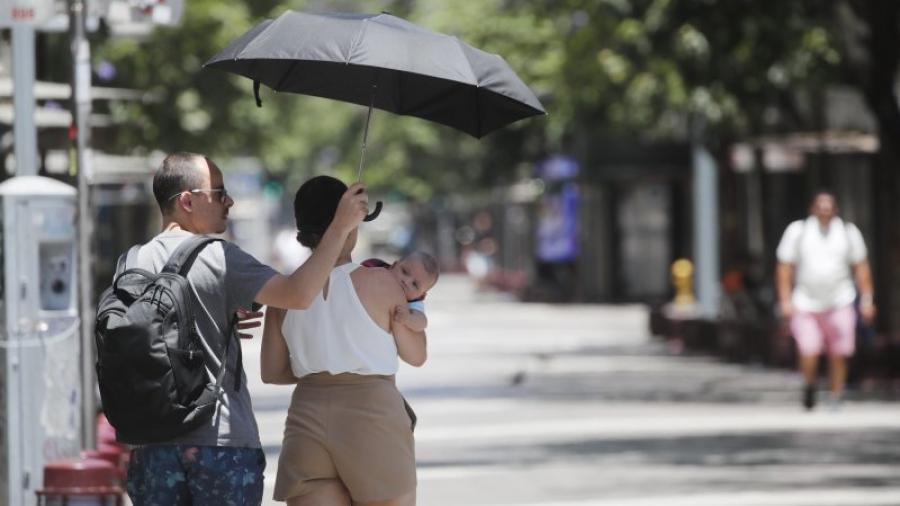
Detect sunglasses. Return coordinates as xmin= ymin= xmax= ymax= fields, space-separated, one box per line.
xmin=168 ymin=188 xmax=230 ymax=203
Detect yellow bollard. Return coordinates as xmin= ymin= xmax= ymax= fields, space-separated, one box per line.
xmin=671 ymin=258 xmax=696 ymax=306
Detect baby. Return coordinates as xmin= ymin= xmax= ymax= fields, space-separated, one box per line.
xmin=362 ymin=251 xmax=439 ymax=332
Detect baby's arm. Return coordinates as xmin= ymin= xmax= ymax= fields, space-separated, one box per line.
xmin=394 ymin=306 xmax=428 ymax=332
xmin=391 ymin=306 xmax=427 ymax=367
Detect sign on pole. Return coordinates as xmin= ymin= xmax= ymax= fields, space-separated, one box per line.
xmin=0 ymin=0 xmax=55 ymax=27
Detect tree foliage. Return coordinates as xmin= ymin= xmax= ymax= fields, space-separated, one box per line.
xmin=91 ymin=0 xmax=892 ymax=197
xmin=93 ymin=0 xmax=556 ymax=198
xmin=529 ymin=0 xmax=843 ymax=148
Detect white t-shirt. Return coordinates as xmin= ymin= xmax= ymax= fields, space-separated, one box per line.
xmin=776 ymin=217 xmax=867 ymax=312
xmin=282 ymin=262 xmax=399 ymax=377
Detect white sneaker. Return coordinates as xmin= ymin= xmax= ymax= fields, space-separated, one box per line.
xmin=825 ymin=394 xmax=843 ymax=412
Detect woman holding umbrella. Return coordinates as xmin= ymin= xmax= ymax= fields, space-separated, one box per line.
xmin=261 ymin=175 xmax=426 ymax=506
xmin=211 ymin=13 xmax=544 ymax=501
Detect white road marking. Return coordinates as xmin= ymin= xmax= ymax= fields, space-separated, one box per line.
xmin=477 ymin=488 xmax=900 ymax=506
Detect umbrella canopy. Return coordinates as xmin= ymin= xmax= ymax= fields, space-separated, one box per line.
xmin=204 ymin=10 xmax=546 ymax=139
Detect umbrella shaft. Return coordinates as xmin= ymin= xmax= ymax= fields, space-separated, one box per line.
xmin=357 ymin=103 xmax=374 ymax=182
xmin=357 ymin=86 xmax=377 ymax=182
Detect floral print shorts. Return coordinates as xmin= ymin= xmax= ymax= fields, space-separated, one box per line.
xmin=126 ymin=445 xmax=266 ymax=506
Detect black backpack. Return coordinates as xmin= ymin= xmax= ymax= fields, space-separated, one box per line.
xmin=95 ymin=235 xmax=239 ymax=444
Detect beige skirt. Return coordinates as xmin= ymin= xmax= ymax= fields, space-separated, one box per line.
xmin=273 ymin=373 xmax=417 ymax=502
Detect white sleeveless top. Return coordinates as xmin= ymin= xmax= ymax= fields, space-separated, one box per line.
xmin=281 ymin=262 xmax=398 ymax=377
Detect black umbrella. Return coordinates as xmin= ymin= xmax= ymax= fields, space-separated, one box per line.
xmin=204 ymin=10 xmax=546 ymax=220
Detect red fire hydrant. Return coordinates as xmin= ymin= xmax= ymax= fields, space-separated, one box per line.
xmin=94 ymin=413 xmax=129 ymax=480
xmin=81 ymin=445 xmax=127 ymax=484
xmin=35 ymin=457 xmax=123 ymax=505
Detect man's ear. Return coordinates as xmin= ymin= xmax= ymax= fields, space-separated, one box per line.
xmin=176 ymin=193 xmax=193 ymax=213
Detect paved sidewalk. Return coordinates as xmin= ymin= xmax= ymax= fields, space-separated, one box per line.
xmin=244 ymin=274 xmax=900 ymax=505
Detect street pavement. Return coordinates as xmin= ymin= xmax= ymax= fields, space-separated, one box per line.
xmin=243 ymin=274 xmax=900 ymax=506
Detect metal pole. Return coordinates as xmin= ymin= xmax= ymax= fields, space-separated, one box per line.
xmin=11 ymin=24 xmax=37 ymax=176
xmin=9 ymin=22 xmax=38 ymax=503
xmin=69 ymin=0 xmax=96 ymax=449
xmin=692 ymin=142 xmax=720 ymax=319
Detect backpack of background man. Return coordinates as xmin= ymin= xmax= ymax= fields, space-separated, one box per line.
xmin=792 ymin=218 xmax=855 ymax=266
xmin=95 ymin=235 xmax=235 ymax=444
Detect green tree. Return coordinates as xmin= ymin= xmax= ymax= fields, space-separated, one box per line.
xmin=93 ymin=1 xmax=893 ymax=200
xmin=526 ymin=0 xmax=842 ymax=152
xmin=93 ymin=0 xmax=559 ymax=199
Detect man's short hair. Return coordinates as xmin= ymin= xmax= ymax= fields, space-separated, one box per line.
xmin=153 ymin=152 xmax=206 ymax=213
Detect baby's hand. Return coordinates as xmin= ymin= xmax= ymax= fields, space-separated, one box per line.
xmin=393 ymin=306 xmax=411 ymax=326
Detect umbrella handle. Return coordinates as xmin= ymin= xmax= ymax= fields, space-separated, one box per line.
xmin=356 ymin=185 xmax=382 ymax=222
xmin=363 ymin=200 xmax=383 ymax=222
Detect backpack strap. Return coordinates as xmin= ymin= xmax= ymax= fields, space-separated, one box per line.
xmin=114 ymin=245 xmax=142 ymax=277
xmin=226 ymin=312 xmax=242 ymax=391
xmin=162 ymin=235 xmax=223 ymax=275
xmin=843 ymin=220 xmax=855 ymax=265
xmin=795 ymin=218 xmax=857 ymax=267
xmin=793 ymin=219 xmax=806 ymax=265
xmin=162 ymin=235 xmax=244 ymax=392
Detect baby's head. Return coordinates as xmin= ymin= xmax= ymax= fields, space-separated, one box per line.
xmin=390 ymin=251 xmax=439 ymax=301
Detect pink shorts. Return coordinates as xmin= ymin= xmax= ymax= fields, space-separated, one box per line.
xmin=790 ymin=304 xmax=857 ymax=357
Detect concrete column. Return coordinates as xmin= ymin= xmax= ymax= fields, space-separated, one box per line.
xmin=692 ymin=143 xmax=720 ymax=319
xmin=11 ymin=24 xmax=37 ymax=176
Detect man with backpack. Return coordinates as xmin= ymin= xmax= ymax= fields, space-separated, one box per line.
xmin=776 ymin=190 xmax=876 ymax=411
xmin=97 ymin=152 xmax=369 ymax=505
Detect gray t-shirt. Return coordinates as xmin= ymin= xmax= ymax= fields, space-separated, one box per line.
xmin=128 ymin=229 xmax=277 ymax=448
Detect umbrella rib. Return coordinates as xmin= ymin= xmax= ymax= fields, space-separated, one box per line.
xmin=274 ymin=61 xmax=298 ymax=91
xmin=395 ymin=69 xmax=403 ymax=114
xmin=347 ymin=18 xmax=369 ymax=64
xmin=474 ymin=85 xmax=482 ymax=138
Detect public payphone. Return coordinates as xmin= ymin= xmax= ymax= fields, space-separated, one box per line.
xmin=0 ymin=176 xmax=82 ymax=506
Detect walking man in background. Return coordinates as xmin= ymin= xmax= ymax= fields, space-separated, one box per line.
xmin=776 ymin=190 xmax=876 ymax=411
